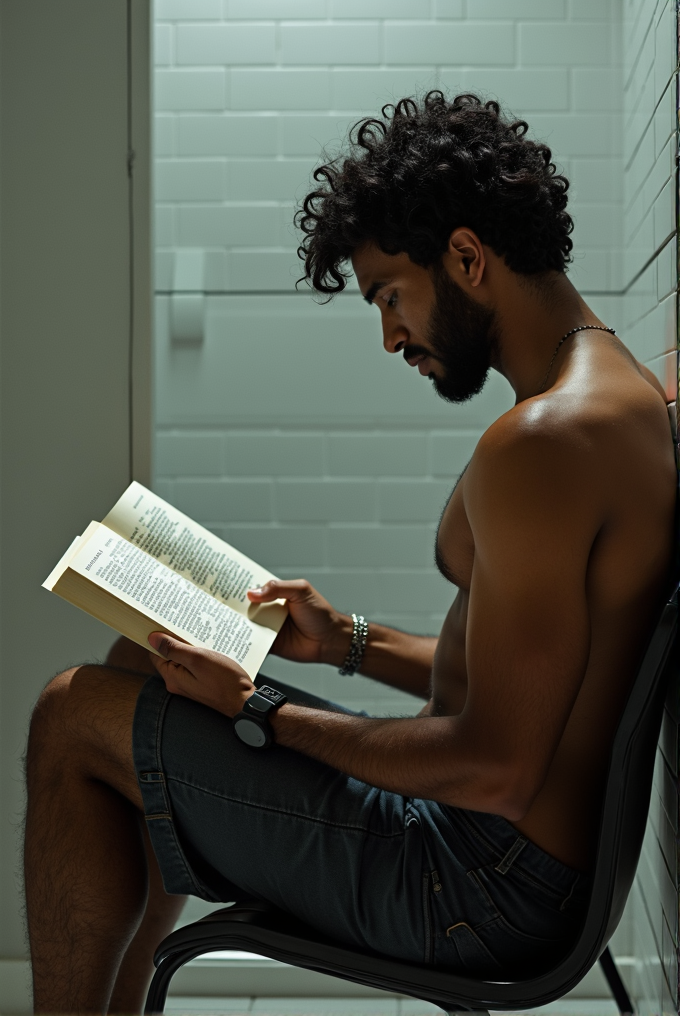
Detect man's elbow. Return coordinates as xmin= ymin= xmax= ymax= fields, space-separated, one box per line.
xmin=441 ymin=763 xmax=542 ymax=821
xmin=492 ymin=792 xmax=534 ymax=823
xmin=486 ymin=765 xmax=544 ymax=821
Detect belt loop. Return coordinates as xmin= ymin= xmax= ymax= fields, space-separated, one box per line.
xmin=139 ymin=771 xmax=165 ymax=783
xmin=495 ymin=835 xmax=528 ymax=874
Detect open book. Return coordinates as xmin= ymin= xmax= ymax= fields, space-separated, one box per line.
xmin=43 ymin=482 xmax=288 ymax=679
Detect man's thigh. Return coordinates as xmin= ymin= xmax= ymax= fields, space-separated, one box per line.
xmin=132 ymin=675 xmax=428 ymax=962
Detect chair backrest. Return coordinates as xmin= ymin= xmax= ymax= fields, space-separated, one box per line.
xmin=594 ymin=587 xmax=678 ymax=943
xmin=530 ymin=579 xmax=679 ymax=999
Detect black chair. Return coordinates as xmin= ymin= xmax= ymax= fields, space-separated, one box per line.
xmin=146 ymin=582 xmax=678 ymax=1016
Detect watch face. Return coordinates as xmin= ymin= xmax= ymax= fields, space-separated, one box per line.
xmin=257 ymin=685 xmax=285 ymax=705
xmin=234 ymin=716 xmax=268 ymax=748
xmin=246 ymin=686 xmax=287 ymax=716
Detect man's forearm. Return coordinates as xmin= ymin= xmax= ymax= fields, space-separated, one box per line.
xmin=270 ymin=703 xmax=501 ymax=813
xmin=325 ymin=619 xmax=436 ymax=699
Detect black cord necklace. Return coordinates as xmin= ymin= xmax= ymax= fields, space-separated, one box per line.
xmin=540 ymin=324 xmax=617 ymax=394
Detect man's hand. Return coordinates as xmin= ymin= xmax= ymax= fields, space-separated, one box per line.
xmin=247 ymin=579 xmax=352 ymax=667
xmin=249 ymin=579 xmax=437 ymax=697
xmin=148 ymin=633 xmax=255 ymax=717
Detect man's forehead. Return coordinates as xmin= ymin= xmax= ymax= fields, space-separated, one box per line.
xmin=351 ymin=245 xmax=414 ymax=294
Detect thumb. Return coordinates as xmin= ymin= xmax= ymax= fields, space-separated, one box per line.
xmin=248 ymin=578 xmax=315 ymax=604
xmin=148 ymin=631 xmax=197 ymax=667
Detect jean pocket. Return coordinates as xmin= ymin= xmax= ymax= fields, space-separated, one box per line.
xmin=473 ymin=864 xmax=577 ymax=943
xmin=444 ymin=921 xmax=503 ymax=977
xmin=463 ymin=865 xmax=577 ymax=976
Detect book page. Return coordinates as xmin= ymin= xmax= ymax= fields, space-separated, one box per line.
xmin=66 ymin=524 xmax=276 ymax=677
xmin=102 ymin=481 xmax=285 ymax=630
xmin=43 ymin=521 xmax=106 ymax=592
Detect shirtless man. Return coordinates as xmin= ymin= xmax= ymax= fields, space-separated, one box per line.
xmin=24 ymin=92 xmax=676 ymax=1013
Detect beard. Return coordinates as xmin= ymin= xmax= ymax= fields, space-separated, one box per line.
xmin=404 ymin=263 xmax=499 ymax=404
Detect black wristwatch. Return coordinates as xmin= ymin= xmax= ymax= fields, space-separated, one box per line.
xmin=233 ymin=685 xmax=288 ymax=749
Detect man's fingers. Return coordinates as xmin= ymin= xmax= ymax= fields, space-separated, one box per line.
xmin=148 ymin=631 xmax=199 ymax=668
xmin=248 ymin=579 xmax=313 ymax=603
xmin=151 ymin=654 xmax=195 ymax=693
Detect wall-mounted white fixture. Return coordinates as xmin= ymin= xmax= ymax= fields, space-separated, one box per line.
xmin=171 ymin=249 xmax=204 ymax=346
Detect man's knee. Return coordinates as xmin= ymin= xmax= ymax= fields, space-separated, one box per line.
xmin=29 ymin=667 xmax=83 ymax=757
xmin=27 ymin=665 xmax=147 ymax=803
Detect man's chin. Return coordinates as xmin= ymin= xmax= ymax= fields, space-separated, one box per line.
xmin=430 ymin=369 xmax=490 ymax=405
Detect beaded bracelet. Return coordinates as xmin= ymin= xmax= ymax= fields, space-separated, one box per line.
xmin=338 ymin=614 xmax=369 ymax=676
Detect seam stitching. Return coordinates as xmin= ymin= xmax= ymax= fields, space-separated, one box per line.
xmin=166 ymin=775 xmax=407 ymax=838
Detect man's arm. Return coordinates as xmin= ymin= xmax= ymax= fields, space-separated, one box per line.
xmin=270 ymin=706 xmax=521 ymax=813
xmin=151 ymin=415 xmax=597 ymax=820
xmin=336 ymin=621 xmax=438 ymax=699
xmin=248 ymin=579 xmax=437 ymax=699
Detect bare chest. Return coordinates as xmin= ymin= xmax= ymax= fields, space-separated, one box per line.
xmin=436 ymin=471 xmax=475 ymax=591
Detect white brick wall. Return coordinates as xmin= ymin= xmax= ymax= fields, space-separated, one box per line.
xmin=154 ymin=0 xmax=623 ymax=294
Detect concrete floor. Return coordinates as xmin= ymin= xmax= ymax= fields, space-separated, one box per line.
xmin=165 ymin=998 xmax=619 ymax=1015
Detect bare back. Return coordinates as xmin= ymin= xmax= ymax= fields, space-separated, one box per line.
xmin=432 ymin=335 xmax=676 ymax=870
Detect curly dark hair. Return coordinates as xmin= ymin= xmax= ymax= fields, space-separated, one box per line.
xmin=296 ymin=91 xmax=573 ymax=295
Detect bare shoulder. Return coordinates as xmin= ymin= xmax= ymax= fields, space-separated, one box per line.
xmin=464 ymin=402 xmax=603 ymax=545
xmin=468 ymin=394 xmax=601 ymax=495
xmin=465 ymin=360 xmax=674 ymax=529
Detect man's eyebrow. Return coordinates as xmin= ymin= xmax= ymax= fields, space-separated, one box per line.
xmin=364 ymin=282 xmax=385 ymax=305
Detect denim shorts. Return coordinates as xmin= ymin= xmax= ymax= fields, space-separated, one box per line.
xmin=132 ymin=674 xmax=591 ymax=978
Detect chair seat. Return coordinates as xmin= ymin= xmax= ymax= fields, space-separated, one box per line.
xmin=149 ymin=898 xmax=599 ymax=1013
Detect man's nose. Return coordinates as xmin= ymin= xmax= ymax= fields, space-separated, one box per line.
xmin=383 ymin=324 xmax=408 ymax=354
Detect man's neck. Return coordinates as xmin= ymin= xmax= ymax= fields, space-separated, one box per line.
xmin=489 ymin=270 xmax=605 ymax=403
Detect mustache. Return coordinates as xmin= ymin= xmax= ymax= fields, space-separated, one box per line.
xmin=402 ymin=344 xmax=442 ymax=363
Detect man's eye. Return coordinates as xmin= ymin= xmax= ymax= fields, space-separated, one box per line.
xmin=386 ymin=292 xmax=397 ymax=308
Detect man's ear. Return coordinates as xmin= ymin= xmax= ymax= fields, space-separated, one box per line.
xmin=442 ymin=228 xmax=486 ymax=288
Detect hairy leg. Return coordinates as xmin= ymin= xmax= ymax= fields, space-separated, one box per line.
xmin=101 ymin=640 xmax=189 ymax=1011
xmin=108 ymin=824 xmax=186 ymax=1014
xmin=25 ymin=664 xmax=173 ymax=1014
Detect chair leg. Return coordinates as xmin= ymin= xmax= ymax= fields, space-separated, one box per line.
xmin=599 ymin=946 xmax=635 ymax=1015
xmin=144 ymin=953 xmax=188 ymax=1015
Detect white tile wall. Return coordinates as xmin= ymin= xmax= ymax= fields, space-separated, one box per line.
xmin=156 ymin=68 xmax=227 ymax=111
xmin=619 ymin=1 xmax=679 ymax=1013
xmin=176 ymin=25 xmax=277 ymax=65
xmin=154 ymin=0 xmax=623 ymax=294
